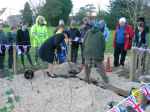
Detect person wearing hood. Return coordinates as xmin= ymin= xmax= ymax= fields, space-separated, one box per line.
xmin=31 ymin=16 xmax=49 ymax=65
xmin=83 ymin=21 xmax=109 ymax=84
xmin=80 ymin=17 xmax=92 ymax=67
xmin=17 ymin=22 xmax=33 ymax=68
xmin=113 ymin=17 xmax=134 ymax=67
xmin=0 ymin=24 xmax=7 ymax=73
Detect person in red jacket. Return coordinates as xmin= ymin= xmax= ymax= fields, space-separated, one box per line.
xmin=113 ymin=17 xmax=134 ymax=67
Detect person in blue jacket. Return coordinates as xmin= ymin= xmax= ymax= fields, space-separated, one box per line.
xmin=98 ymin=20 xmax=110 ymax=41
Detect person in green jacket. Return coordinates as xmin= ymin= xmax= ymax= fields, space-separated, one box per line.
xmin=31 ymin=16 xmax=49 ymax=65
xmin=83 ymin=21 xmax=109 ymax=84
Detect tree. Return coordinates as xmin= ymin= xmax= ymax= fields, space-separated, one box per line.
xmin=75 ymin=4 xmax=96 ymax=22
xmin=124 ymin=0 xmax=150 ymax=27
xmin=21 ymin=2 xmax=33 ymax=25
xmin=109 ymin=0 xmax=150 ymax=28
xmin=108 ymin=0 xmax=129 ymax=28
xmin=96 ymin=7 xmax=108 ymax=19
xmin=85 ymin=4 xmax=96 ymax=18
xmin=0 ymin=8 xmax=6 ymax=17
xmin=40 ymin=0 xmax=72 ymax=26
xmin=96 ymin=7 xmax=114 ymax=29
xmin=75 ymin=7 xmax=87 ymax=21
xmin=29 ymin=0 xmax=45 ymax=16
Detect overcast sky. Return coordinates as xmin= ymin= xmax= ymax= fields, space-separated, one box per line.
xmin=0 ymin=0 xmax=110 ymax=19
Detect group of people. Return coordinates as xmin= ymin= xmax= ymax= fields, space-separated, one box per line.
xmin=0 ymin=15 xmax=149 ymax=84
xmin=114 ymin=17 xmax=149 ymax=68
xmin=0 ymin=22 xmax=33 ymax=73
xmin=0 ymin=16 xmax=50 ymax=75
xmin=38 ymin=16 xmax=149 ymax=84
xmin=38 ymin=17 xmax=110 ymax=83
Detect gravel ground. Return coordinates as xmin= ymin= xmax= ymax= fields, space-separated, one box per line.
xmin=0 ymin=63 xmax=141 ymax=112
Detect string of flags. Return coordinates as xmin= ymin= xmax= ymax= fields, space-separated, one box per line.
xmin=0 ymin=44 xmax=32 ymax=55
xmin=132 ymin=47 xmax=150 ymax=54
xmin=0 ymin=44 xmax=32 ymax=47
xmin=0 ymin=44 xmax=150 ymax=54
xmin=108 ymin=83 xmax=150 ymax=112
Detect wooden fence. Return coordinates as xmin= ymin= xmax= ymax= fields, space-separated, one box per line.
xmin=130 ymin=47 xmax=150 ymax=81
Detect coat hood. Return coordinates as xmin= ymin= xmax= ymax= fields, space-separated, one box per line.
xmin=36 ymin=16 xmax=47 ymax=25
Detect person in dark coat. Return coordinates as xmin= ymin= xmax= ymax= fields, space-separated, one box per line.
xmin=83 ymin=21 xmax=109 ymax=84
xmin=79 ymin=17 xmax=92 ymax=66
xmin=7 ymin=26 xmax=17 ymax=69
xmin=16 ymin=23 xmax=33 ymax=68
xmin=134 ymin=17 xmax=149 ymax=48
xmin=68 ymin=20 xmax=81 ymax=63
xmin=39 ymin=30 xmax=69 ymax=77
xmin=0 ymin=24 xmax=7 ymax=71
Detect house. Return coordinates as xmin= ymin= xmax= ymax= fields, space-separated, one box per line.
xmin=7 ymin=15 xmax=22 ymax=27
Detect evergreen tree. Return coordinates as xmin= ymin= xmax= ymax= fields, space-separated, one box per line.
xmin=21 ymin=2 xmax=33 ymax=25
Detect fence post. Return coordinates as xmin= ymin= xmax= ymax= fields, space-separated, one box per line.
xmin=13 ymin=43 xmax=17 ymax=75
xmin=129 ymin=49 xmax=137 ymax=81
xmin=145 ymin=51 xmax=150 ymax=74
xmin=138 ymin=51 xmax=143 ymax=75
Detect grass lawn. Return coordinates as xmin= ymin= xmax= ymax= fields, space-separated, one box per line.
xmin=106 ymin=31 xmax=114 ymax=53
xmin=3 ymin=27 xmax=11 ymax=32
